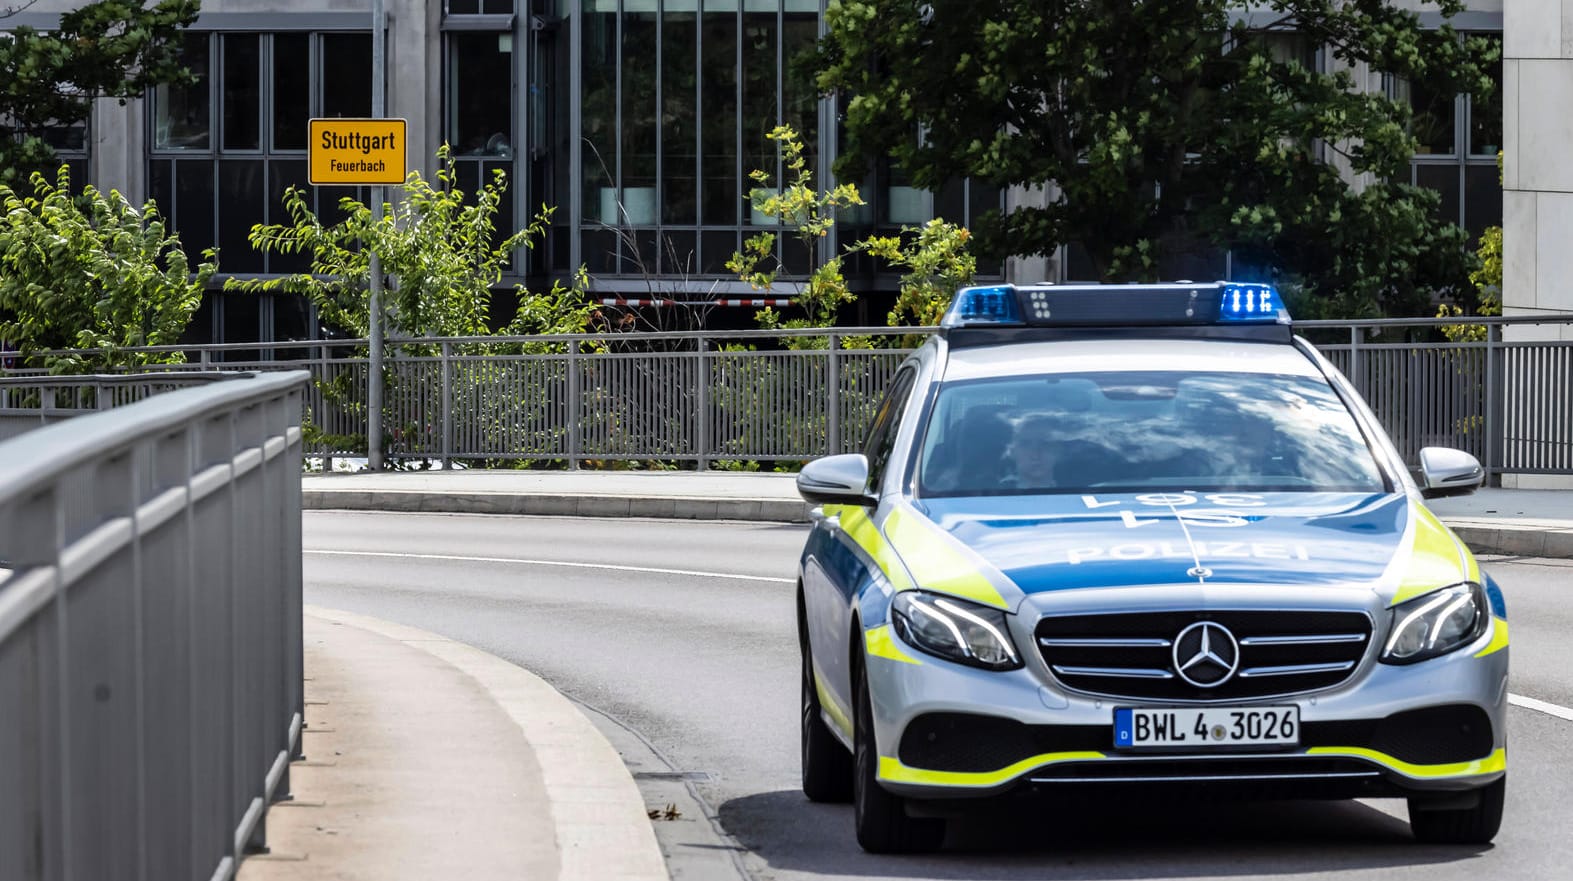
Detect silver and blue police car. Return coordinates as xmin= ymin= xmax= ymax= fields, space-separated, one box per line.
xmin=794 ymin=282 xmax=1508 ymax=853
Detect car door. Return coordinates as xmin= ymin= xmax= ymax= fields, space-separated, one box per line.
xmin=804 ymin=366 xmax=919 ymax=724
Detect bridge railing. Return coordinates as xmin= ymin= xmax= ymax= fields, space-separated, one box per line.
xmin=4 ymin=315 xmax=1571 ymax=476
xmin=0 ymin=369 xmax=310 ymax=881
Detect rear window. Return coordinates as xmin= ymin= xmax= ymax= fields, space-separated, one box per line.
xmin=917 ymin=370 xmax=1386 ymax=496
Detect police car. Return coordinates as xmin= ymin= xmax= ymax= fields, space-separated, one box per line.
xmin=794 ymin=282 xmax=1508 ymax=853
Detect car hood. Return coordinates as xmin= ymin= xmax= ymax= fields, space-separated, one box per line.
xmin=906 ymin=491 xmax=1467 ymax=599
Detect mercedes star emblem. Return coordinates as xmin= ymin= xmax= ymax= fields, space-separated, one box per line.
xmin=1173 ymin=621 xmax=1240 ymax=688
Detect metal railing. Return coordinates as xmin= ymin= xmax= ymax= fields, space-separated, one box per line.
xmin=0 ymin=370 xmax=310 ymax=881
xmin=0 ymin=373 xmax=249 ymax=443
xmin=5 ymin=315 xmax=1572 ymax=476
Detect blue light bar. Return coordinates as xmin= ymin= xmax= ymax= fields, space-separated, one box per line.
xmin=1219 ymin=283 xmax=1281 ymax=322
xmin=941 ymin=285 xmax=1024 ymax=328
xmin=939 ymin=281 xmax=1291 ymax=331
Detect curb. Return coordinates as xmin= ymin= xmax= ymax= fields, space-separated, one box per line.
xmin=301 ymin=489 xmax=1573 ymax=559
xmin=303 ymin=489 xmax=813 ymax=523
xmin=303 ymin=606 xmax=670 ymax=881
xmin=1448 ymin=523 xmax=1573 ymax=559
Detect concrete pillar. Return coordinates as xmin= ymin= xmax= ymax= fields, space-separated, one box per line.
xmin=1503 ymin=0 xmax=1573 ymax=338
xmin=1498 ymin=2 xmax=1573 ymax=487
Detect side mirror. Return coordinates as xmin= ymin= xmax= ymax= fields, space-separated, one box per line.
xmin=797 ymin=453 xmax=876 ymax=507
xmin=1417 ymin=447 xmax=1484 ymax=499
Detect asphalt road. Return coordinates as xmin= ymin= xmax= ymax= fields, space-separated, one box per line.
xmin=303 ymin=510 xmax=1573 ymax=881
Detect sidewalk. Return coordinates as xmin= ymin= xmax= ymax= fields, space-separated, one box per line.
xmin=239 ymin=608 xmax=667 ymax=881
xmin=303 ymin=469 xmax=1573 ymax=558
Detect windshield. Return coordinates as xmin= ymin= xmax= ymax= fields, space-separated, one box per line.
xmin=917 ymin=370 xmax=1386 ymax=496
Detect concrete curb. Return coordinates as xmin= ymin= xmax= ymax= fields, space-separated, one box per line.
xmin=304 ymin=606 xmax=670 ymax=881
xmin=303 ymin=489 xmax=813 ymax=523
xmin=302 ymin=488 xmax=1573 ymax=559
xmin=1448 ymin=523 xmax=1573 ymax=559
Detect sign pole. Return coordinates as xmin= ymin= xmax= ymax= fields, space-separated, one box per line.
xmin=367 ymin=0 xmax=386 ymax=470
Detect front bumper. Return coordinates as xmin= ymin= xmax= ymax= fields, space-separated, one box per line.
xmin=867 ymin=617 xmax=1509 ymax=800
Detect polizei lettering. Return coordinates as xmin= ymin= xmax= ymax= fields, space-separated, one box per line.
xmin=1063 ymin=541 xmax=1311 ymax=565
xmin=320 ymin=130 xmax=398 ymax=155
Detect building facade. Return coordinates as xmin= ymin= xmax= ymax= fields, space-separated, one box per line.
xmin=6 ymin=1 xmax=1508 ymax=341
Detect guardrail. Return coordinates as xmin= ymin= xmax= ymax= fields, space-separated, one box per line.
xmin=0 ymin=370 xmax=310 ymax=881
xmin=0 ymin=373 xmax=249 ymax=443
xmin=4 ymin=315 xmax=1571 ymax=476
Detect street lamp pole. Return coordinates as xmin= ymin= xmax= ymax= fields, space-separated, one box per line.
xmin=367 ymin=0 xmax=386 ymax=470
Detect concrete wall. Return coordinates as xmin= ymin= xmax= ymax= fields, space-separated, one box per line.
xmin=1503 ymin=0 xmax=1573 ymax=341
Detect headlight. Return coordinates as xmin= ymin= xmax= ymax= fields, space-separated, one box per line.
xmin=890 ymin=591 xmax=1022 ymax=670
xmin=1380 ymin=582 xmax=1489 ymax=665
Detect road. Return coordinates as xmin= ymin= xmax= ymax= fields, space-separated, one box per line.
xmin=303 ymin=510 xmax=1573 ymax=881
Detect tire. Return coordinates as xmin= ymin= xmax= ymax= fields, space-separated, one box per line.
xmin=1408 ymin=776 xmax=1506 ymax=845
xmin=801 ymin=643 xmax=854 ymax=802
xmin=852 ymin=657 xmax=945 ymax=853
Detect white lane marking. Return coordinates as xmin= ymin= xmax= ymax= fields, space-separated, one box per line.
xmin=305 ymin=548 xmax=796 ymax=584
xmin=1510 ymin=693 xmax=1573 ymax=723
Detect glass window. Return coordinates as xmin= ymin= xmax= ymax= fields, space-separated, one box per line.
xmin=699 ymin=2 xmax=738 ymax=225
xmin=222 ymin=35 xmax=261 ymax=151
xmin=741 ymin=6 xmax=777 ymax=220
xmin=1395 ymin=75 xmax=1456 ymax=156
xmin=864 ymin=368 xmax=917 ymax=487
xmin=662 ymin=6 xmax=698 ymax=224
xmin=919 ymin=372 xmax=1385 ymax=497
xmin=174 ymin=160 xmax=215 ymax=256
xmin=273 ymin=34 xmax=310 ymax=150
xmin=448 ymin=33 xmax=514 ymax=157
xmin=1469 ymin=36 xmax=1503 ymax=156
xmin=620 ymin=8 xmax=658 ymax=223
xmin=581 ymin=1 xmax=616 ymax=224
xmin=321 ymin=34 xmax=373 ymax=119
xmin=1416 ymin=164 xmax=1461 ymax=226
xmin=219 ymin=160 xmax=265 ymax=272
xmin=153 ymin=33 xmax=211 ymax=151
xmin=1463 ymin=163 xmax=1502 ymax=239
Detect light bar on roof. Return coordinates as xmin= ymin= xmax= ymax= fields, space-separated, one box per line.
xmin=941 ymin=285 xmax=1024 ymax=327
xmin=941 ymin=282 xmax=1290 ymax=329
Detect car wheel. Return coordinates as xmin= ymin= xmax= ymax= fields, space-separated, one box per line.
xmin=801 ymin=643 xmax=853 ymax=802
xmin=853 ymin=654 xmax=945 ymax=853
xmin=1408 ymin=776 xmax=1505 ymax=845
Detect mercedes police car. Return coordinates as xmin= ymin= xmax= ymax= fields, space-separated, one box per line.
xmin=793 ymin=282 xmax=1508 ymax=853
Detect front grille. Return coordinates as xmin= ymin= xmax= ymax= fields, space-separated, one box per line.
xmin=898 ymin=713 xmax=1106 ymax=772
xmin=1036 ymin=610 xmax=1372 ymax=701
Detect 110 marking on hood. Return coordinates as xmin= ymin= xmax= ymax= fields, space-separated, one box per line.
xmin=1063 ymin=541 xmax=1313 ymax=565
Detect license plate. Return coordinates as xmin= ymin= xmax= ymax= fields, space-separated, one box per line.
xmin=1114 ymin=706 xmax=1299 ymax=749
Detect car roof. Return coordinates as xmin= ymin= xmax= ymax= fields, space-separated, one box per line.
xmin=939 ymin=338 xmax=1325 ymax=383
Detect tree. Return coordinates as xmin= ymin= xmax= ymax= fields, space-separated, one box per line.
xmin=0 ymin=166 xmax=214 ymax=371
xmin=229 ymin=145 xmax=594 ymax=341
xmin=728 ymin=124 xmax=864 ymax=340
xmin=0 ymin=0 xmax=199 ymax=183
xmin=816 ymin=0 xmax=1497 ymax=317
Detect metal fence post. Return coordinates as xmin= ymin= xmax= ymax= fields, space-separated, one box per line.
xmin=441 ymin=342 xmax=454 ymax=469
xmin=1485 ymin=323 xmax=1502 ymax=484
xmin=1349 ymin=325 xmax=1364 ymax=398
xmin=567 ymin=340 xmax=581 ymax=470
xmin=695 ymin=338 xmax=710 ymax=470
xmin=826 ymin=332 xmax=841 ymax=456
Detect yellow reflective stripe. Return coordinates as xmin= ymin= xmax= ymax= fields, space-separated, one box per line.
xmin=884 ymin=507 xmax=1009 ymax=609
xmin=1306 ymin=746 xmax=1505 ymax=779
xmin=1475 ymin=617 xmax=1510 ymax=658
xmin=835 ymin=506 xmax=915 ymax=591
xmin=1392 ymin=505 xmax=1475 ymax=606
xmin=878 ymin=752 xmax=1106 ymax=788
xmin=811 ymin=658 xmax=853 ymax=739
xmin=865 ymin=624 xmax=921 ymax=665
